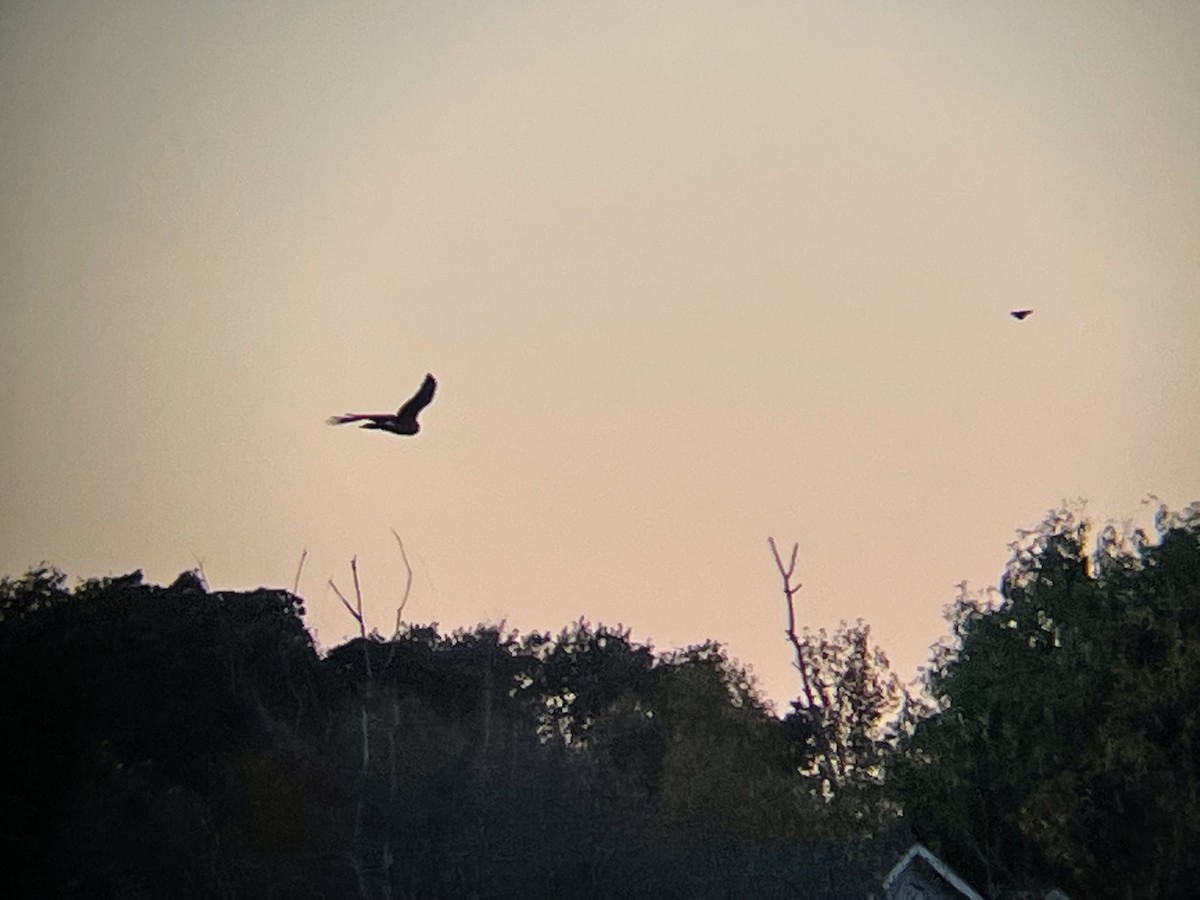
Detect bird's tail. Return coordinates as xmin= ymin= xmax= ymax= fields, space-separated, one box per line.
xmin=327 ymin=414 xmax=364 ymax=426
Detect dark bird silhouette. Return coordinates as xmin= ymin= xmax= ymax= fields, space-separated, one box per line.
xmin=327 ymin=374 xmax=437 ymax=436
xmin=1010 ymin=309 xmax=1034 ymax=320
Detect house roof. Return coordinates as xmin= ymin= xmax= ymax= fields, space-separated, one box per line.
xmin=882 ymin=843 xmax=983 ymax=900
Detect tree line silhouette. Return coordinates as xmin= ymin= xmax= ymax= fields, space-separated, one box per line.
xmin=2 ymin=501 xmax=1197 ymax=897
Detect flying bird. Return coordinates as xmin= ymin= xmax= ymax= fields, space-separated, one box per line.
xmin=1010 ymin=309 xmax=1034 ymax=320
xmin=327 ymin=373 xmax=437 ymax=436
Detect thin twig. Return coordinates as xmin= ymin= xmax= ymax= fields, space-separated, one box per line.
xmin=390 ymin=529 xmax=414 ymax=634
xmin=349 ymin=556 xmax=372 ymax=680
xmin=384 ymin=531 xmax=415 ymax=671
xmin=351 ymin=557 xmax=365 ymax=640
xmin=768 ymin=537 xmax=801 ymax=638
xmin=328 ymin=579 xmax=362 ymax=624
xmin=292 ymin=548 xmax=308 ymax=595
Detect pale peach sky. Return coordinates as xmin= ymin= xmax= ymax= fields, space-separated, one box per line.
xmin=2 ymin=1 xmax=1198 ymax=707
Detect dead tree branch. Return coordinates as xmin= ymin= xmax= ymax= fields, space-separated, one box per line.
xmin=384 ymin=531 xmax=415 ymax=671
xmin=329 ymin=554 xmax=374 ymax=898
xmin=292 ymin=547 xmax=308 ymax=595
xmin=769 ymin=537 xmax=816 ymax=709
xmin=329 ymin=556 xmax=370 ymax=680
xmin=329 ymin=579 xmax=363 ymax=627
xmin=768 ymin=537 xmax=842 ymax=793
xmin=389 ymin=529 xmax=413 ymax=637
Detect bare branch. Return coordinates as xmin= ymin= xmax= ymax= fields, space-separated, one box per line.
xmin=768 ymin=536 xmax=842 ymax=793
xmin=292 ymin=547 xmax=308 ymax=595
xmin=768 ymin=537 xmax=803 ymax=639
xmin=390 ymin=529 xmax=414 ymax=633
xmin=349 ymin=556 xmax=371 ymax=680
xmin=384 ymin=531 xmax=415 ymax=672
xmin=351 ymin=557 xmax=365 ymax=640
xmin=769 ymin=537 xmax=811 ymax=704
xmin=768 ymin=536 xmax=800 ymax=586
xmin=329 ymin=552 xmax=376 ymax=893
xmin=328 ymin=579 xmax=362 ymax=624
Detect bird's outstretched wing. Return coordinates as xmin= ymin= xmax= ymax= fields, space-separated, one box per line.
xmin=396 ymin=373 xmax=437 ymax=421
xmin=327 ymin=413 xmax=389 ymax=426
xmin=1010 ymin=309 xmax=1033 ymax=320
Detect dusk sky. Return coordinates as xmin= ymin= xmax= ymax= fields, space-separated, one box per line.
xmin=3 ymin=1 xmax=1198 ymax=707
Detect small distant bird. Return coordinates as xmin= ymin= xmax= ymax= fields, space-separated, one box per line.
xmin=327 ymin=373 xmax=437 ymax=436
xmin=1010 ymin=309 xmax=1034 ymax=320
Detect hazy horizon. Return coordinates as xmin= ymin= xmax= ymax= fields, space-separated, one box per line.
xmin=3 ymin=1 xmax=1198 ymax=707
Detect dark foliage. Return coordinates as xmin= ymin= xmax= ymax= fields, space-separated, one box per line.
xmin=0 ymin=569 xmax=904 ymax=898
xmin=892 ymin=502 xmax=1200 ymax=898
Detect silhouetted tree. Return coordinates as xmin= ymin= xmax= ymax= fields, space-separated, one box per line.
xmin=768 ymin=538 xmax=911 ymax=840
xmin=1 ymin=560 xmax=912 ymax=897
xmin=893 ymin=501 xmax=1200 ymax=898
